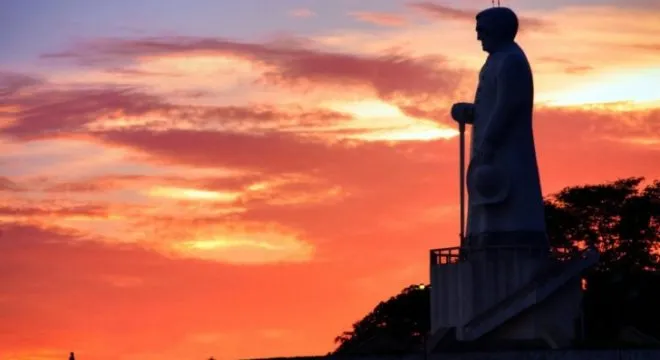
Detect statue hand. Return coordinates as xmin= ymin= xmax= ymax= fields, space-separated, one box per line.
xmin=451 ymin=102 xmax=475 ymax=124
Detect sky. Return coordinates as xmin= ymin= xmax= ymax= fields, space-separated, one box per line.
xmin=0 ymin=0 xmax=659 ymax=359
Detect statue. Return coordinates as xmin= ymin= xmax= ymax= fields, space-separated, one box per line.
xmin=451 ymin=7 xmax=547 ymax=253
xmin=426 ymin=9 xmax=600 ymax=350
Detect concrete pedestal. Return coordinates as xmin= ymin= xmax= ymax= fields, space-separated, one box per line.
xmin=429 ymin=246 xmax=598 ymax=351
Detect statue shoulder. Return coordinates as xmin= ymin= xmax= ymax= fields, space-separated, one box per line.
xmin=497 ymin=51 xmax=530 ymax=77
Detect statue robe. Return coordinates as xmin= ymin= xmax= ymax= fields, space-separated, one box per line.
xmin=466 ymin=42 xmax=546 ymax=238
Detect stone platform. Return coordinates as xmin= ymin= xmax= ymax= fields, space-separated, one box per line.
xmin=428 ymin=245 xmax=599 ymax=351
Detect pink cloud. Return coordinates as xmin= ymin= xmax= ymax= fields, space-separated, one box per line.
xmin=0 ymin=72 xmax=44 ymax=97
xmin=41 ymin=36 xmax=468 ymax=120
xmin=0 ymin=82 xmax=353 ymax=140
xmin=408 ymin=2 xmax=548 ymax=31
xmin=0 ymin=177 xmax=22 ymax=192
xmin=0 ymin=86 xmax=167 ymax=139
xmin=349 ymin=11 xmax=408 ymax=27
xmin=288 ymin=8 xmax=316 ymax=18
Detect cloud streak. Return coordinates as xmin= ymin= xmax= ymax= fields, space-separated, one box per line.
xmin=408 ymin=2 xmax=549 ymax=31
xmin=41 ymin=37 xmax=469 ymax=119
xmin=288 ymin=8 xmax=316 ymax=18
xmin=0 ymin=80 xmax=354 ymax=141
xmin=349 ymin=11 xmax=408 ymax=27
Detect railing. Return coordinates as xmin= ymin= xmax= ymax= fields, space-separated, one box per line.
xmin=429 ymin=247 xmax=461 ymax=265
xmin=429 ymin=245 xmax=577 ymax=266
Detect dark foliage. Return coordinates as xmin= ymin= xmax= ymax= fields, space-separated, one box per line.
xmin=333 ymin=285 xmax=430 ymax=355
xmin=332 ymin=177 xmax=660 ymax=354
xmin=545 ymin=177 xmax=659 ymax=272
xmin=583 ymin=271 xmax=660 ymax=347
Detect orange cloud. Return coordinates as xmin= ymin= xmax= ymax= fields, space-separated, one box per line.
xmin=145 ymin=186 xmax=240 ymax=202
xmin=0 ymin=203 xmax=109 ymax=219
xmin=0 ymin=170 xmax=334 ymax=265
xmin=0 ymin=223 xmax=395 ymax=359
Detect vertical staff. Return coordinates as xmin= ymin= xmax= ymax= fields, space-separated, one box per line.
xmin=459 ymin=121 xmax=466 ymax=247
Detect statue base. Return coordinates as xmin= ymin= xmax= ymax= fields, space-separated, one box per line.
xmin=428 ymin=244 xmax=599 ymax=352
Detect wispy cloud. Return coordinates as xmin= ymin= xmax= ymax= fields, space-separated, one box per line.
xmin=0 ymin=77 xmax=355 ymax=141
xmin=41 ymin=36 xmax=470 ymax=126
xmin=408 ymin=1 xmax=549 ymax=31
xmin=349 ymin=11 xmax=408 ymax=27
xmin=288 ymin=8 xmax=316 ymax=18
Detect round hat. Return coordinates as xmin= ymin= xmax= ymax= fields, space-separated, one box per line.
xmin=466 ymin=162 xmax=510 ymax=206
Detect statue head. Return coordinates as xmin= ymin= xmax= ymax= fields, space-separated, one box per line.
xmin=476 ymin=7 xmax=519 ymax=53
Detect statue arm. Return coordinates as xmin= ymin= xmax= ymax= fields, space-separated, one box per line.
xmin=480 ymin=54 xmax=529 ymax=150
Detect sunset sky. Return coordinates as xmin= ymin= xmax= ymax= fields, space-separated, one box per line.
xmin=1 ymin=0 xmax=659 ymax=359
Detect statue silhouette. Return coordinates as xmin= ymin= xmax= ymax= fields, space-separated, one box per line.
xmin=69 ymin=352 xmax=75 ymax=360
xmin=451 ymin=7 xmax=547 ymax=252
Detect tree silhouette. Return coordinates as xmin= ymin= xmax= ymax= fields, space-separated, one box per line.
xmin=333 ymin=284 xmax=429 ymax=355
xmin=545 ymin=177 xmax=659 ymax=272
xmin=332 ymin=177 xmax=660 ymax=354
